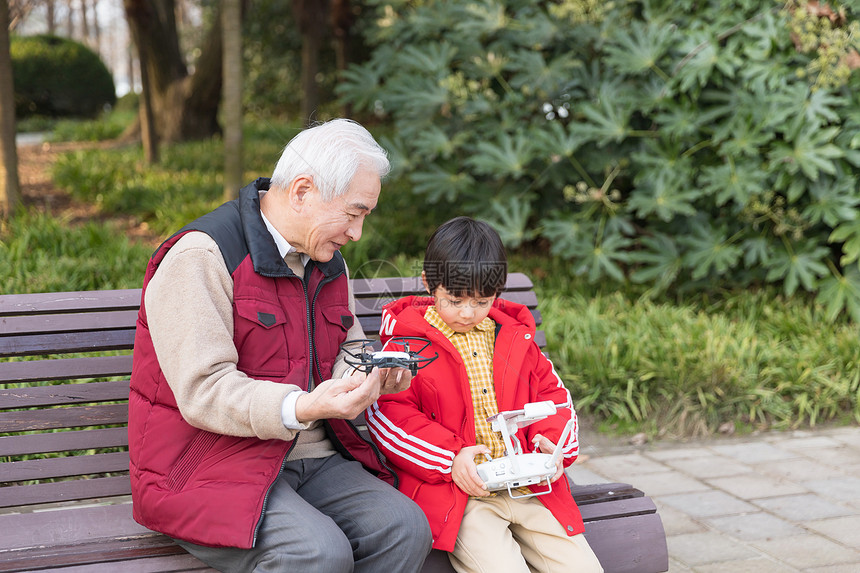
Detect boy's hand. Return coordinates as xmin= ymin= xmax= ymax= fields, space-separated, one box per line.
xmin=377 ymin=366 xmax=412 ymax=394
xmin=452 ymin=445 xmax=492 ymax=497
xmin=532 ymin=434 xmax=565 ymax=483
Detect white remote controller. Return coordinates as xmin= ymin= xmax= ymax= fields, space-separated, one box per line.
xmin=475 ymin=401 xmax=573 ymax=498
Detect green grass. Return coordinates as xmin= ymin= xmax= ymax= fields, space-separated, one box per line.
xmin=0 ymin=210 xmax=151 ymax=293
xmin=534 ymin=279 xmax=860 ymax=438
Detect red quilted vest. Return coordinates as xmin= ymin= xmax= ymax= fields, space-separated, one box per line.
xmin=128 ymin=179 xmax=391 ymax=548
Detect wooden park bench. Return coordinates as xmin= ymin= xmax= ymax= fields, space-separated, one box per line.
xmin=0 ymin=273 xmax=668 ymax=573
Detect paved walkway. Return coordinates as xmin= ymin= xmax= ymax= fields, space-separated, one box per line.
xmin=568 ymin=425 xmax=860 ymax=572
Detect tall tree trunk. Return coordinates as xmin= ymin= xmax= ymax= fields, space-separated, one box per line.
xmin=292 ymin=0 xmax=328 ymax=126
xmin=123 ymin=0 xmax=222 ymax=142
xmin=137 ymin=39 xmax=159 ymax=164
xmin=66 ymin=0 xmax=74 ymax=37
xmin=46 ymin=0 xmax=56 ymax=35
xmin=331 ymin=0 xmax=354 ymax=117
xmin=222 ymin=0 xmax=243 ymax=201
xmin=80 ymin=0 xmax=90 ymax=45
xmin=0 ymin=1 xmax=21 ymax=219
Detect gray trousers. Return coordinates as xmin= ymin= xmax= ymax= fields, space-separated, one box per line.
xmin=176 ymin=453 xmax=432 ymax=572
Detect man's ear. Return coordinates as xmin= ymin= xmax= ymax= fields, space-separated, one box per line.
xmin=287 ymin=175 xmax=315 ymax=211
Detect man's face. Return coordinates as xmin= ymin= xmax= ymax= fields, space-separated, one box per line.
xmin=297 ymin=168 xmax=381 ymax=262
xmin=431 ymin=285 xmax=496 ymax=333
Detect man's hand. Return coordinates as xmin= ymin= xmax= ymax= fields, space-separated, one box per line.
xmin=452 ymin=445 xmax=492 ymax=497
xmin=532 ymin=434 xmax=565 ymax=483
xmin=377 ymin=366 xmax=412 ymax=394
xmin=295 ymin=369 xmax=383 ymax=423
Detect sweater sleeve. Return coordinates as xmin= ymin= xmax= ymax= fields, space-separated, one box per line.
xmin=366 ymin=382 xmax=466 ymax=485
xmin=145 ymin=232 xmax=300 ymax=441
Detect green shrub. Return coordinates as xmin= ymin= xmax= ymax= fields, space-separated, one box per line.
xmin=11 ymin=34 xmax=116 ymax=118
xmin=337 ymin=0 xmax=860 ymax=322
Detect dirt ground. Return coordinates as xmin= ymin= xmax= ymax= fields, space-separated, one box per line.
xmin=16 ymin=139 xmax=161 ymax=247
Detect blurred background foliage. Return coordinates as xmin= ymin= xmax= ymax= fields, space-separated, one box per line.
xmin=3 ymin=0 xmax=859 ymax=437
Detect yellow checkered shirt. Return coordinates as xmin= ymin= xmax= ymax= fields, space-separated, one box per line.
xmin=423 ymin=306 xmax=505 ymax=459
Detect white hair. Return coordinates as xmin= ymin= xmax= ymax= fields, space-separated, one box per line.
xmin=270 ymin=118 xmax=390 ymax=201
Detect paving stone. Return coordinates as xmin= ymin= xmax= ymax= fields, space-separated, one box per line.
xmin=801 ymin=477 xmax=860 ymax=502
xmin=770 ymin=435 xmax=843 ymax=451
xmin=666 ymin=532 xmax=759 ymax=566
xmin=657 ymin=490 xmax=756 ymax=518
xmin=582 ymin=452 xmax=668 ymax=478
xmin=565 ymin=465 xmax=607 ymax=485
xmin=618 ymin=470 xmax=709 ymax=496
xmin=710 ymin=442 xmax=799 ymax=464
xmin=706 ymin=473 xmax=807 ymax=500
xmin=826 ymin=427 xmax=860 ymax=446
xmin=645 ymin=447 xmax=714 ymax=461
xmin=705 ymin=512 xmax=803 ymax=540
xmin=795 ymin=446 xmax=860 ymax=469
xmin=806 ymin=515 xmax=860 ymax=549
xmin=662 ymin=455 xmax=753 ymax=479
xmin=805 ymin=565 xmax=860 ymax=573
xmin=760 ymin=458 xmax=843 ymax=482
xmin=693 ymin=556 xmax=799 ymax=573
xmin=752 ymin=534 xmax=860 ymax=569
xmin=754 ymin=493 xmax=854 ymax=521
xmin=652 ymin=502 xmax=706 ymax=536
xmin=665 ymin=556 xmax=694 ymax=573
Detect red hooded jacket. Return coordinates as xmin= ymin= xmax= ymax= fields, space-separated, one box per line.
xmin=366 ymin=296 xmax=585 ymax=551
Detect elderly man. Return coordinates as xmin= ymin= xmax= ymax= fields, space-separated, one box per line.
xmin=128 ymin=119 xmax=432 ymax=572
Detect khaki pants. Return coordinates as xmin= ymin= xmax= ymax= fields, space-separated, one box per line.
xmin=449 ymin=495 xmax=603 ymax=573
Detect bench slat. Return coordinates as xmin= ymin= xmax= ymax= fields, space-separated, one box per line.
xmin=0 ymin=289 xmax=141 ymax=317
xmin=1 ymin=551 xmax=218 ymax=573
xmin=578 ymin=496 xmax=657 ymax=522
xmin=0 ymin=403 xmax=128 ymax=432
xmin=3 ymin=451 xmax=129 ymax=482
xmin=571 ymin=482 xmax=644 ymax=504
xmin=583 ymin=513 xmax=669 ymax=573
xmin=0 ymin=329 xmax=136 ymax=358
xmin=0 ymin=427 xmax=129 ymax=457
xmin=0 ymin=380 xmax=130 ymax=409
xmin=0 ymin=355 xmax=134 ymax=383
xmin=0 ymin=310 xmax=140 ymax=336
xmin=0 ymin=475 xmax=131 ymax=508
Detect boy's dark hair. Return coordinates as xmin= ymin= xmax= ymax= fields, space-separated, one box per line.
xmin=423 ymin=216 xmax=507 ymax=298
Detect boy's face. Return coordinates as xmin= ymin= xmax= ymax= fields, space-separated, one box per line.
xmin=430 ymin=285 xmax=496 ymax=333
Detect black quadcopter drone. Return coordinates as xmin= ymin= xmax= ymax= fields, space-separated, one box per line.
xmin=340 ymin=337 xmax=438 ymax=375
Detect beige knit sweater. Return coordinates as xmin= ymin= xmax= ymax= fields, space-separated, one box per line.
xmin=145 ymin=231 xmax=365 ymax=459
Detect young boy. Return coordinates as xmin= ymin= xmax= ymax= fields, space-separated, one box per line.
xmin=367 ymin=217 xmax=603 ymax=573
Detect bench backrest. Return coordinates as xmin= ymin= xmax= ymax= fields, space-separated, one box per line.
xmin=0 ymin=273 xmax=542 ymax=510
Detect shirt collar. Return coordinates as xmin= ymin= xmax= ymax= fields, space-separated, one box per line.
xmin=259 ymin=191 xmax=309 ymax=266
